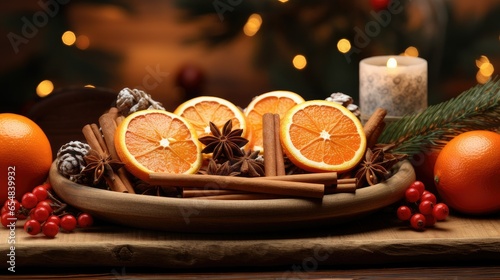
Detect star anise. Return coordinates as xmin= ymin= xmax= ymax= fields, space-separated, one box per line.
xmin=198 ymin=120 xmax=249 ymax=161
xmin=230 ymin=149 xmax=265 ymax=177
xmin=198 ymin=159 xmax=240 ymax=176
xmin=354 ymin=147 xmax=407 ymax=187
xmin=80 ymin=149 xmax=125 ymax=185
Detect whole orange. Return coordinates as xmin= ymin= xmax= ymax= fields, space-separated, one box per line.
xmin=0 ymin=113 xmax=53 ymax=205
xmin=434 ymin=130 xmax=500 ymax=215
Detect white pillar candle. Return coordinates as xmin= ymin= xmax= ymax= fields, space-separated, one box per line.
xmin=359 ymin=55 xmax=427 ymax=122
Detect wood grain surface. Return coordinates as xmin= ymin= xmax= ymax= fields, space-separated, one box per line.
xmin=1 ymin=209 xmax=498 ymax=272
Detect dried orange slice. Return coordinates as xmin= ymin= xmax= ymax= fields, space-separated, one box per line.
xmin=173 ymin=96 xmax=248 ymax=139
xmin=280 ymin=100 xmax=366 ymax=173
xmin=244 ymin=91 xmax=305 ymax=151
xmin=114 ymin=109 xmax=202 ymax=181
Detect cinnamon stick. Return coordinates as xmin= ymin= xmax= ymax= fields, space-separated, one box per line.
xmin=98 ymin=109 xmax=136 ymax=194
xmin=81 ymin=124 xmax=128 ymax=193
xmin=82 ymin=125 xmax=104 ymax=154
xmin=98 ymin=111 xmax=119 ymax=160
xmin=148 ymin=173 xmax=325 ymax=199
xmin=273 ymin=114 xmax=286 ymax=176
xmin=182 ymin=189 xmax=244 ymax=198
xmin=187 ymin=193 xmax=282 ymax=200
xmin=325 ymin=183 xmax=357 ymax=194
xmin=263 ymin=113 xmax=277 ymax=176
xmin=363 ymin=108 xmax=387 ymax=148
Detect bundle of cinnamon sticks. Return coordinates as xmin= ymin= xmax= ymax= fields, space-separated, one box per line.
xmin=82 ymin=107 xmax=135 ymax=194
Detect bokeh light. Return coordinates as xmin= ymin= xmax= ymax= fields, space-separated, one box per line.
xmin=293 ymin=54 xmax=307 ymax=70
xmin=243 ymin=14 xmax=262 ymax=37
xmin=337 ymin=38 xmax=351 ymax=54
xmin=476 ymin=55 xmax=494 ymax=84
xmin=61 ymin=31 xmax=76 ymax=46
xmin=404 ymin=46 xmax=419 ymax=57
xmin=75 ymin=35 xmax=90 ymax=50
xmin=36 ymin=80 xmax=54 ymax=97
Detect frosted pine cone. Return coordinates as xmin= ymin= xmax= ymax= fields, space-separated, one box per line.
xmin=56 ymin=141 xmax=90 ymax=182
xmin=326 ymin=92 xmax=353 ymax=106
xmin=116 ymin=88 xmax=165 ymax=116
xmin=325 ymin=92 xmax=360 ymax=118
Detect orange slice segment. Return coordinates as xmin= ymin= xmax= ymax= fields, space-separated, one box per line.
xmin=280 ymin=100 xmax=366 ymax=173
xmin=114 ymin=109 xmax=202 ymax=181
xmin=244 ymin=91 xmax=305 ymax=151
xmin=173 ymin=96 xmax=248 ymax=139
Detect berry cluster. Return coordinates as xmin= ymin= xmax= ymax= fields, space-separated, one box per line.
xmin=1 ymin=182 xmax=93 ymax=238
xmin=397 ymin=181 xmax=449 ymax=231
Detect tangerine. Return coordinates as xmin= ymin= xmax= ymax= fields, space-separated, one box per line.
xmin=0 ymin=113 xmax=53 ymax=205
xmin=280 ymin=100 xmax=366 ymax=173
xmin=434 ymin=130 xmax=500 ymax=215
xmin=114 ymin=110 xmax=202 ymax=181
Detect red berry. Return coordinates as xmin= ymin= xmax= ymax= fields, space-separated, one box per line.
xmin=77 ymin=213 xmax=93 ymax=228
xmin=32 ymin=206 xmax=50 ymax=222
xmin=1 ymin=212 xmax=16 ymax=228
xmin=421 ymin=192 xmax=437 ymax=204
xmin=24 ymin=219 xmax=42 ymax=235
xmin=32 ymin=186 xmax=48 ymax=201
xmin=41 ymin=182 xmax=52 ymax=191
xmin=42 ymin=221 xmax=59 ymax=238
xmin=409 ymin=181 xmax=425 ymax=195
xmin=432 ymin=203 xmax=449 ymax=221
xmin=4 ymin=199 xmax=20 ymax=213
xmin=418 ymin=200 xmax=434 ymax=215
xmin=47 ymin=215 xmax=61 ymax=226
xmin=405 ymin=187 xmax=420 ymax=203
xmin=21 ymin=192 xmax=39 ymax=209
xmin=424 ymin=214 xmax=437 ymax=227
xmin=371 ymin=0 xmax=390 ymax=11
xmin=36 ymin=201 xmax=53 ymax=212
xmin=60 ymin=215 xmax=77 ymax=231
xmin=397 ymin=205 xmax=412 ymax=221
xmin=410 ymin=213 xmax=426 ymax=231
xmin=1 ymin=205 xmax=8 ymax=214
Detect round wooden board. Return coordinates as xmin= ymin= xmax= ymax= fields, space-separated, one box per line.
xmin=49 ymin=160 xmax=415 ymax=233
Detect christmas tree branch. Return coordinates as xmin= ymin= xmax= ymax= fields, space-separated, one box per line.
xmin=378 ymin=78 xmax=500 ymax=155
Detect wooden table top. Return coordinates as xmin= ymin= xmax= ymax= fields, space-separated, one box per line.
xmin=1 ymin=209 xmax=499 ymax=278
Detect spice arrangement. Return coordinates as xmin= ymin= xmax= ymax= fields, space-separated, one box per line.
xmin=55 ymin=89 xmax=394 ymax=201
xmin=48 ymin=78 xmax=500 ymax=232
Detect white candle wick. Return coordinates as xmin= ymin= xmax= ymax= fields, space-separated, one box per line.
xmin=387 ymin=57 xmax=398 ymax=69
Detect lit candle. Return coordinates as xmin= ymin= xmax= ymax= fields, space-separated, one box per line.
xmin=359 ymin=55 xmax=427 ymax=123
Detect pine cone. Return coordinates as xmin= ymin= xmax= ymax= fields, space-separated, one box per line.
xmin=326 ymin=92 xmax=353 ymax=107
xmin=116 ymin=88 xmax=165 ymax=116
xmin=325 ymin=92 xmax=360 ymax=118
xmin=56 ymin=141 xmax=90 ymax=181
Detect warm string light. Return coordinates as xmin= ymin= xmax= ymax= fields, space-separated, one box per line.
xmin=62 ymin=30 xmax=90 ymax=49
xmin=404 ymin=46 xmax=419 ymax=57
xmin=476 ymin=55 xmax=494 ymax=84
xmin=61 ymin=31 xmax=76 ymax=46
xmin=337 ymin=38 xmax=351 ymax=54
xmin=243 ymin=14 xmax=262 ymax=37
xmin=36 ymin=80 xmax=54 ymax=97
xmin=292 ymin=54 xmax=307 ymax=70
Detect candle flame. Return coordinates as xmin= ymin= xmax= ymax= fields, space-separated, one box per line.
xmin=387 ymin=57 xmax=398 ymax=68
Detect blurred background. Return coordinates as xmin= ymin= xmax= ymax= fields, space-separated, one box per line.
xmin=1 ymin=0 xmax=499 ymax=114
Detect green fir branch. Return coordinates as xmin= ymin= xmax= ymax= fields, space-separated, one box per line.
xmin=378 ymin=78 xmax=500 ymax=156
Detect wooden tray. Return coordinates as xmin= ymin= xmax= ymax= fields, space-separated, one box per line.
xmin=49 ymin=160 xmax=415 ymax=233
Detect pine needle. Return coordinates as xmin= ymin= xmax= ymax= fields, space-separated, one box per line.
xmin=378 ymin=78 xmax=500 ymax=156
